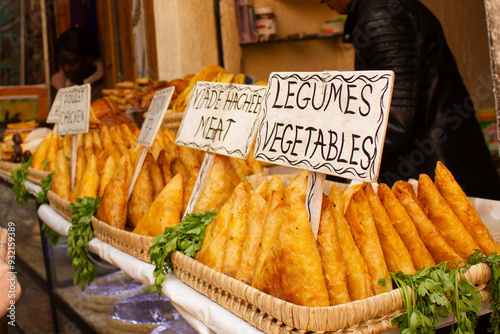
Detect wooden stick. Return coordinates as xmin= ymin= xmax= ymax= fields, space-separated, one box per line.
xmin=183 ymin=152 xmax=216 ymax=216
xmin=306 ymin=171 xmax=326 ymax=239
xmin=70 ymin=135 xmax=77 ymax=190
xmin=127 ymin=146 xmax=148 ymax=200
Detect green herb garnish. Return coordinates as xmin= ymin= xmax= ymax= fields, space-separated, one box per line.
xmin=391 ymin=261 xmax=483 ymax=334
xmin=36 ymin=171 xmax=54 ymax=205
xmin=468 ymin=250 xmax=500 ymax=333
xmin=68 ymin=196 xmax=100 ymax=290
xmin=11 ymin=156 xmax=33 ymax=205
xmin=41 ymin=223 xmax=61 ymax=245
xmin=149 ymin=211 xmax=216 ymax=295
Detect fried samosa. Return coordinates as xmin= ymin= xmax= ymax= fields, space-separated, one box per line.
xmin=283 ymin=170 xmax=308 ymax=206
xmin=195 ymin=195 xmax=234 ymax=271
xmin=32 ymin=131 xmax=52 ymax=170
xmin=96 ymin=156 xmax=129 ymax=229
xmin=98 ymin=155 xmax=117 ymax=198
xmin=222 ymin=184 xmax=250 ymax=276
xmin=234 ymin=190 xmax=268 ymax=284
xmin=51 ymin=149 xmax=71 ymax=201
xmin=133 ymin=173 xmax=184 ymax=237
xmin=317 ymin=199 xmax=351 ymax=305
xmin=253 ymin=191 xmax=286 ymax=275
xmin=363 ymin=183 xmax=416 ymax=275
xmin=392 ymin=181 xmax=466 ymax=267
xmin=128 ymin=159 xmax=154 ymax=228
xmin=252 ymin=199 xmax=330 ymax=307
xmin=330 ymin=195 xmax=374 ymax=301
xmin=147 ymin=154 xmax=165 ymax=199
xmin=435 ymin=161 xmax=500 ymax=256
xmin=346 ymin=190 xmax=392 ymax=294
xmin=77 ymin=154 xmax=99 ymax=199
xmin=377 ymin=183 xmax=435 ymax=270
xmin=193 ymin=155 xmax=239 ymax=213
xmin=46 ymin=132 xmax=59 ymax=172
xmin=417 ymin=174 xmax=480 ymax=259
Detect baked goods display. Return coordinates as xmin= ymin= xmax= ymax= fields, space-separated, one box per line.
xmin=0 ymin=121 xmax=50 ymax=162
xmin=193 ymin=162 xmax=499 ymax=307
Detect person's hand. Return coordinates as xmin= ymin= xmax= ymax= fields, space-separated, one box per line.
xmin=0 ymin=227 xmax=21 ymax=318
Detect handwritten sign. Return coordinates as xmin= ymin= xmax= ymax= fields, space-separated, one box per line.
xmin=254 ymin=71 xmax=394 ymax=182
xmin=136 ymin=87 xmax=174 ymax=147
xmin=46 ymin=88 xmax=65 ymax=124
xmin=175 ymin=81 xmax=266 ymax=159
xmin=129 ymin=87 xmax=174 ymax=199
xmin=57 ymin=84 xmax=91 ymax=136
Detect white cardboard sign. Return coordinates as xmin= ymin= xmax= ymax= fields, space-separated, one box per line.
xmin=254 ymin=71 xmax=394 ymax=182
xmin=46 ymin=88 xmax=65 ymax=124
xmin=175 ymin=81 xmax=266 ymax=159
xmin=136 ymin=87 xmax=175 ymax=147
xmin=129 ymin=87 xmax=174 ymax=199
xmin=57 ymin=83 xmax=91 ymax=135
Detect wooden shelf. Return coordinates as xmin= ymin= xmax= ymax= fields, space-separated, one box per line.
xmin=240 ymin=33 xmax=343 ymax=46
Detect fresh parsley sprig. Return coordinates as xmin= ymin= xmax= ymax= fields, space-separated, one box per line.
xmin=68 ymin=196 xmax=101 ymax=290
xmin=391 ymin=261 xmax=482 ymax=334
xmin=149 ymin=211 xmax=217 ymax=295
xmin=10 ymin=156 xmax=33 ymax=205
xmin=36 ymin=172 xmax=61 ymax=245
xmin=468 ymin=250 xmax=500 ymax=334
xmin=36 ymin=171 xmax=53 ymax=205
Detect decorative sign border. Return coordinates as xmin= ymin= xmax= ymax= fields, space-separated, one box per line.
xmin=254 ymin=71 xmax=394 ymax=182
xmin=176 ymin=81 xmax=267 ymax=159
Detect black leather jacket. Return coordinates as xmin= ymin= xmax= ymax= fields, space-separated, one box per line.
xmin=344 ymin=0 xmax=500 ymax=200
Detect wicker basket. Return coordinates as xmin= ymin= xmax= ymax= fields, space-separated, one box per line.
xmin=27 ymin=167 xmax=50 ymax=185
xmin=92 ymin=216 xmax=153 ymax=263
xmin=47 ymin=190 xmax=73 ymax=222
xmin=172 ymin=252 xmax=491 ymax=333
xmin=0 ymin=160 xmax=20 ymax=178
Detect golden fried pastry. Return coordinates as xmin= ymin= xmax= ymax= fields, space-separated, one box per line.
xmin=193 ymin=155 xmax=238 ymax=213
xmin=128 ymin=159 xmax=153 ymax=228
xmin=96 ymin=156 xmax=129 ymax=229
xmin=392 ymin=181 xmax=466 ymax=268
xmin=98 ymin=155 xmax=117 ymax=198
xmin=51 ymin=149 xmax=71 ymax=201
xmin=195 ymin=195 xmax=234 ymax=271
xmin=330 ymin=194 xmax=374 ymax=301
xmin=346 ymin=190 xmax=392 ymax=294
xmin=234 ymin=190 xmax=267 ymax=284
xmin=32 ymin=131 xmax=52 ymax=170
xmin=283 ymin=170 xmax=308 ymax=206
xmin=252 ymin=199 xmax=329 ymax=307
xmin=253 ymin=191 xmax=286 ymax=275
xmin=133 ymin=173 xmax=184 ymax=237
xmin=364 ymin=183 xmax=415 ymax=275
xmin=222 ymin=184 xmax=250 ymax=276
xmin=77 ymin=154 xmax=99 ymax=199
xmin=377 ymin=183 xmax=435 ymax=270
xmin=435 ymin=161 xmax=500 ymax=256
xmin=418 ymin=174 xmax=480 ymax=259
xmin=317 ymin=199 xmax=351 ymax=305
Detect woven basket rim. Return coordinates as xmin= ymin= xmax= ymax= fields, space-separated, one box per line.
xmin=47 ymin=190 xmax=73 ymax=221
xmin=27 ymin=167 xmax=50 ymax=185
xmin=92 ymin=216 xmax=153 ymax=263
xmin=171 ymin=251 xmax=491 ymax=332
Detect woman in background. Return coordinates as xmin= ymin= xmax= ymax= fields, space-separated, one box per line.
xmin=51 ymin=27 xmax=104 ymax=102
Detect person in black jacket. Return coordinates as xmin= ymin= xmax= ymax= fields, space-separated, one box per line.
xmin=321 ymin=0 xmax=500 ymax=200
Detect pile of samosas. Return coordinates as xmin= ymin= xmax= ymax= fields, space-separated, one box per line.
xmin=194 ymin=162 xmax=500 ymax=307
xmin=31 ymin=124 xmax=263 ymax=234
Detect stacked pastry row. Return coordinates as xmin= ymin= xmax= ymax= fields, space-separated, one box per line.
xmin=194 ymin=162 xmax=499 ymax=307
xmin=31 ymin=125 xmax=263 ymax=233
